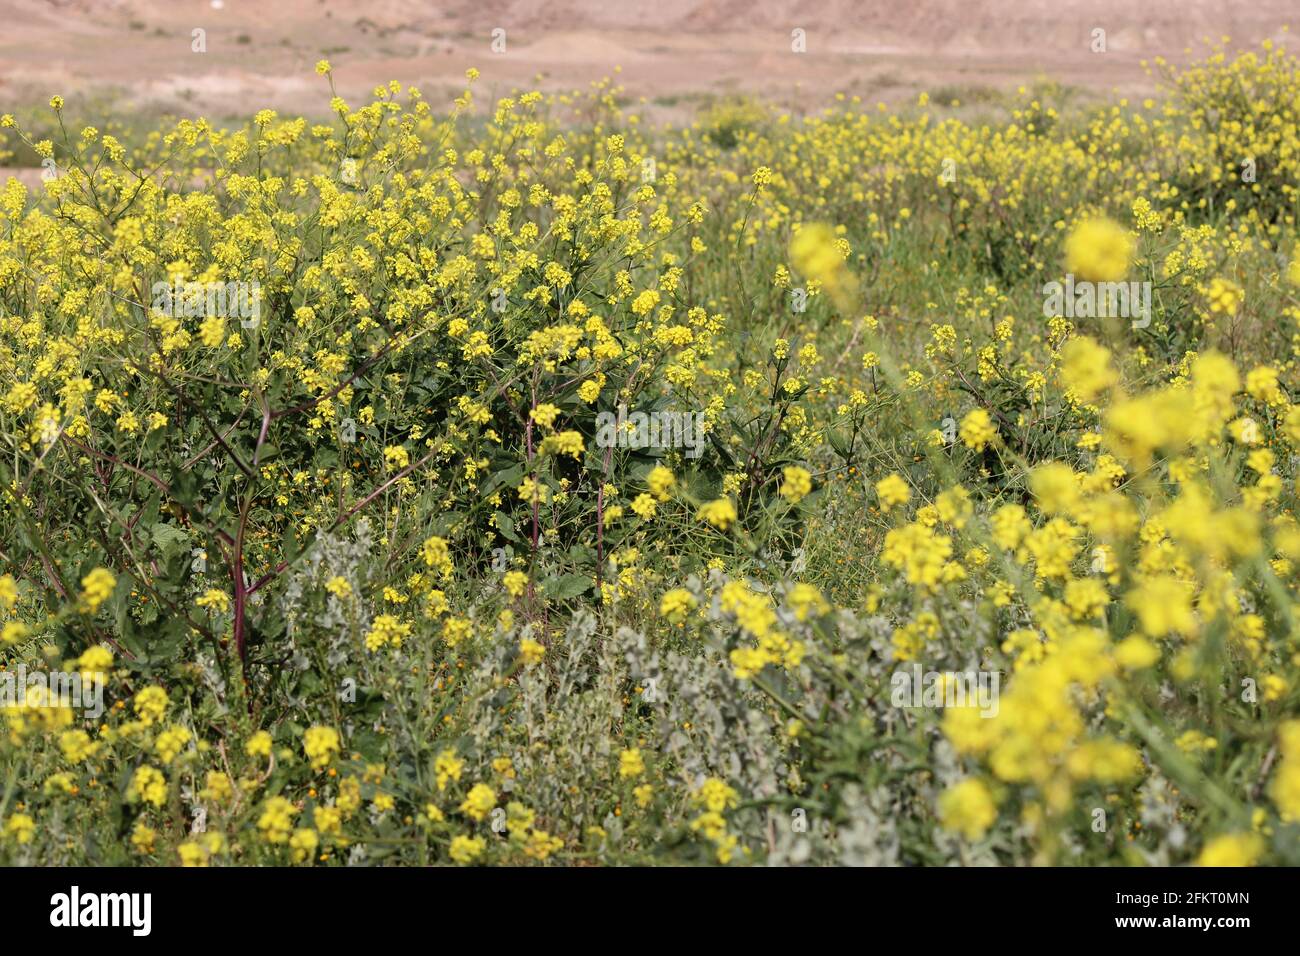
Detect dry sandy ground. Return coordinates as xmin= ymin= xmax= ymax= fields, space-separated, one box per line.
xmin=0 ymin=0 xmax=1296 ymax=122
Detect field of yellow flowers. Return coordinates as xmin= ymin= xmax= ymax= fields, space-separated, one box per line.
xmin=1 ymin=41 xmax=1299 ymax=867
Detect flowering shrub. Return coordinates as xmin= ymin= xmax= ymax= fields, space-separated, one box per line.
xmin=1 ymin=44 xmax=1299 ymax=865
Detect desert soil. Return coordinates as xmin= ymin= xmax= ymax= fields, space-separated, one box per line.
xmin=0 ymin=0 xmax=1295 ymax=122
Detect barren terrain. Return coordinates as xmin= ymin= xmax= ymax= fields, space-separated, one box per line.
xmin=1 ymin=0 xmax=1296 ymax=120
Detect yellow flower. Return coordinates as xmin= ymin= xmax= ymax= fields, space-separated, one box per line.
xmin=1125 ymin=576 xmax=1196 ymax=637
xmin=200 ymin=771 xmax=234 ymax=803
xmin=790 ymin=222 xmax=855 ymax=302
xmin=935 ymin=485 xmax=973 ymax=528
xmin=1066 ymin=739 xmax=1142 ymax=783
xmin=1288 ymin=255 xmax=1300 ymax=287
xmin=876 ymin=473 xmax=911 ymax=510
xmin=258 ymin=796 xmax=298 ymax=844
xmin=522 ymin=829 xmax=564 ymax=860
xmin=1269 ymin=720 xmax=1300 ymax=821
xmin=59 ymin=729 xmax=100 ymax=763
xmin=502 ymin=570 xmax=528 ymax=597
xmin=1065 ymin=217 xmax=1133 ymax=282
xmin=459 ymin=783 xmax=496 ymax=821
xmin=659 ymin=587 xmax=697 ymax=623
xmin=1245 ymin=366 xmax=1282 ymax=404
xmin=959 ymin=409 xmax=997 ymax=452
xmin=442 ymin=615 xmax=472 ymax=647
xmin=289 ymin=828 xmax=319 ymax=864
xmin=881 ymin=522 xmax=953 ymax=590
xmin=303 ymin=725 xmax=341 ymax=770
xmin=779 ymin=466 xmax=813 ymax=504
xmin=79 ymin=567 xmax=116 ymax=613
xmin=196 ymin=589 xmax=230 ymax=613
xmin=1114 ymin=635 xmax=1160 ymax=670
xmin=1030 ymin=462 xmax=1081 ymax=515
xmin=529 ymin=403 xmax=561 ymax=428
xmin=154 ymin=724 xmax=192 ymax=765
xmin=519 ymin=637 xmax=545 ymax=665
xmin=449 ymin=834 xmax=486 ymax=864
xmin=0 ymin=574 xmax=18 ymax=612
xmin=325 ymin=576 xmax=352 ymax=598
xmin=130 ymin=822 xmax=156 ymax=854
xmin=646 ymin=465 xmax=675 ymax=499
xmin=178 ymin=841 xmax=209 ymax=867
xmin=577 ymin=378 xmax=602 ymax=403
xmin=696 ymin=498 xmax=737 ymax=531
xmin=692 ymin=777 xmax=739 ymax=813
xmin=434 ymin=748 xmax=464 ymax=791
xmin=1059 ymin=336 xmax=1117 ymax=403
xmin=133 ymin=686 xmax=169 ymax=723
xmin=199 ymin=315 xmax=225 ymax=347
xmin=938 ymin=779 xmax=998 ymax=840
xmin=421 ymin=536 xmax=454 ymax=576
xmin=45 ymin=770 xmax=77 ymax=794
xmin=618 ymin=748 xmax=645 ymax=779
xmin=1206 ymin=277 xmax=1243 ymax=316
xmin=364 ymin=614 xmax=412 ymax=652
xmin=1197 ymin=833 xmax=1264 ymax=867
xmin=246 ymin=730 xmax=273 ymax=758
xmin=4 ymin=813 xmax=36 ymax=845
xmin=127 ymin=766 xmax=168 ymax=807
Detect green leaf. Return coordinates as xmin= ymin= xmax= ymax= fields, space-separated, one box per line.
xmin=542 ymin=573 xmax=593 ymax=600
xmin=150 ymin=522 xmax=190 ymax=560
xmin=494 ymin=511 xmax=521 ymax=543
xmin=482 ymin=463 xmax=526 ymax=496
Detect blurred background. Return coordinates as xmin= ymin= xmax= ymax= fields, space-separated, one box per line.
xmin=1 ymin=0 xmax=1295 ymax=121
